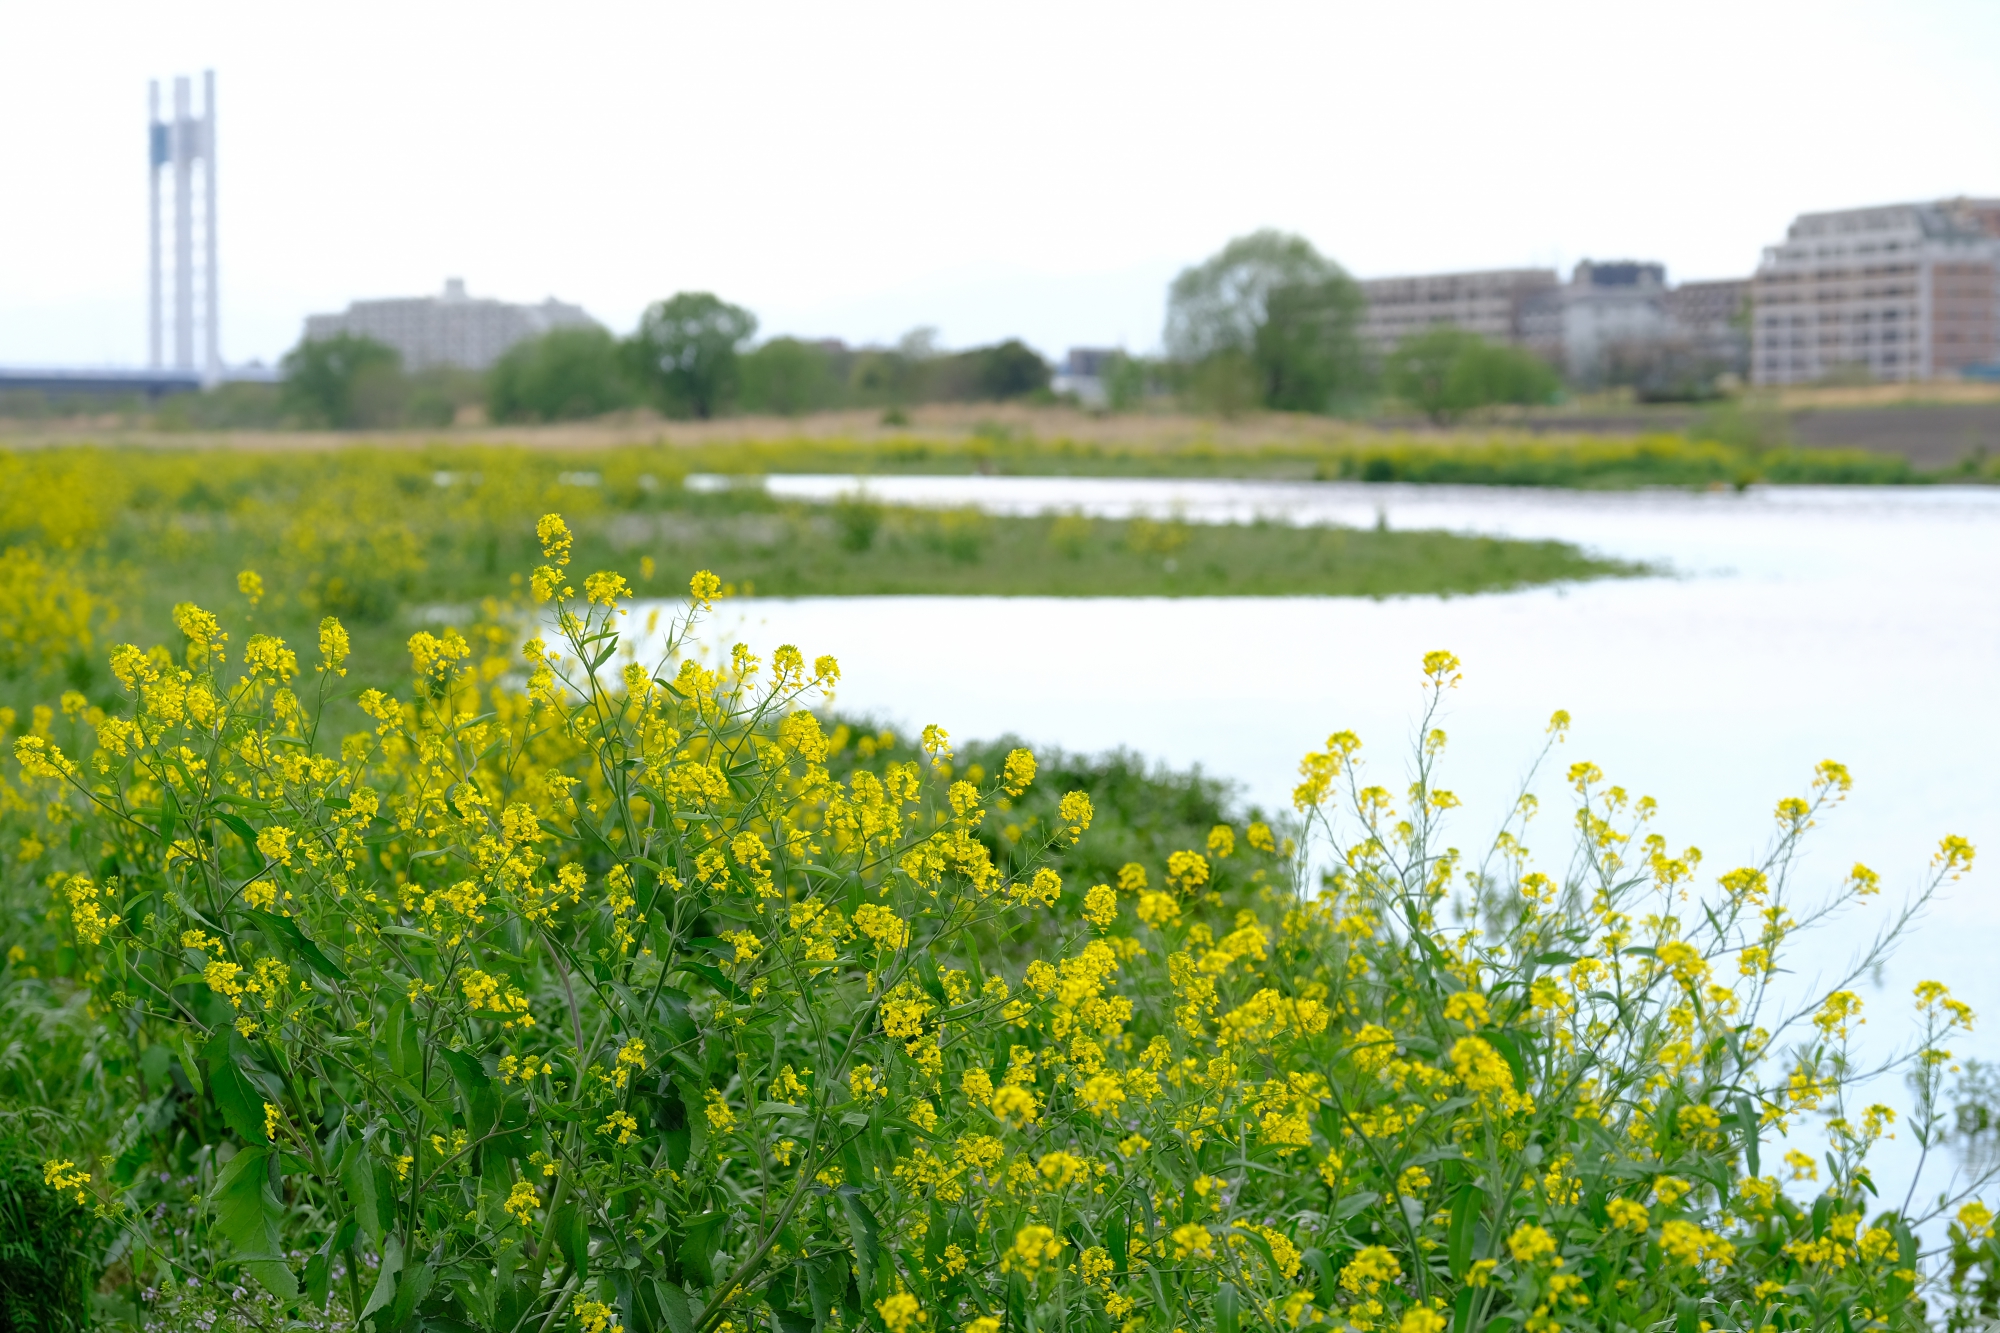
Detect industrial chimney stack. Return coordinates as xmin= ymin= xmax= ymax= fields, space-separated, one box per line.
xmin=149 ymin=71 xmax=219 ymax=378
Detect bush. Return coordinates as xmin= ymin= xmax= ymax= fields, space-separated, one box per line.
xmin=739 ymin=339 xmax=841 ymax=417
xmin=5 ymin=530 xmax=1996 ymax=1333
xmin=278 ymin=334 xmax=404 ymax=429
xmin=1384 ymin=328 xmax=1560 ymax=424
xmin=489 ymin=328 xmax=635 ymax=424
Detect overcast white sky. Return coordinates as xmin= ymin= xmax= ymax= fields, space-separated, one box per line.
xmin=4 ymin=0 xmax=1997 ymax=367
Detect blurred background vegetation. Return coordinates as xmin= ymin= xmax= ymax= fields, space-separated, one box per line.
xmin=3 ymin=228 xmax=1994 ymax=480
xmin=0 ymin=444 xmax=1645 ymax=724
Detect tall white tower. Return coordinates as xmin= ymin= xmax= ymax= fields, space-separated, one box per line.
xmin=149 ymin=71 xmax=219 ymax=377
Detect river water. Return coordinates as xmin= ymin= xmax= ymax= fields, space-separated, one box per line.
xmin=641 ymin=476 xmax=2000 ymax=1195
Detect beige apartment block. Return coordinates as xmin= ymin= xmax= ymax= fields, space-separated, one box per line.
xmin=1751 ymin=199 xmax=2000 ymax=386
xmin=1355 ymin=269 xmax=1559 ymax=357
xmin=303 ymin=278 xmax=601 ymax=371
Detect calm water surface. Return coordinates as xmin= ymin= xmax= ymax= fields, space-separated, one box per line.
xmin=644 ymin=477 xmax=2000 ymax=1185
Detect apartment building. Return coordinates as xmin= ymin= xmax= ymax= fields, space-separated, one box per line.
xmin=303 ymin=278 xmax=601 ymax=371
xmin=1355 ymin=268 xmax=1559 ymax=356
xmin=1524 ymin=261 xmax=1672 ymax=382
xmin=1361 ymin=262 xmax=1748 ymax=389
xmin=1663 ymin=279 xmax=1751 ymax=371
xmin=1751 ymin=198 xmax=2000 ymax=385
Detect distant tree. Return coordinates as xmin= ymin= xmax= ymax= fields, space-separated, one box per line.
xmin=1180 ymin=351 xmax=1262 ymax=418
xmin=1165 ymin=230 xmax=1367 ymax=412
xmin=1255 ymin=277 xmax=1367 ymax=411
xmin=1383 ymin=327 xmax=1560 ymax=424
xmin=405 ymin=365 xmax=490 ymax=427
xmin=622 ymin=293 xmax=758 ymax=419
xmin=1102 ymin=352 xmax=1151 ymax=412
xmin=972 ymin=340 xmax=1050 ymax=400
xmin=280 ymin=334 xmax=402 ymax=428
xmin=738 ymin=338 xmax=838 ymax=416
xmin=488 ymin=326 xmax=633 ymax=422
xmin=917 ymin=341 xmax=1051 ymax=403
xmin=844 ymin=349 xmax=923 ymax=406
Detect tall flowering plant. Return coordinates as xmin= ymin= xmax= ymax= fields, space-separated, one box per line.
xmin=11 ymin=520 xmax=1998 ymax=1333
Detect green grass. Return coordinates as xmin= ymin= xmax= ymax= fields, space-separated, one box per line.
xmin=628 ymin=502 xmax=1632 ymax=598
xmin=658 ymin=431 xmax=1930 ymax=487
xmin=0 ymin=445 xmax=1639 ymax=721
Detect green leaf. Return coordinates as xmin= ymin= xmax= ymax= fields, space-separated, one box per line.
xmin=1215 ymin=1281 xmax=1240 ymax=1333
xmin=1452 ymin=1288 xmax=1476 ymax=1333
xmin=340 ymin=1142 xmax=392 ymax=1246
xmin=1483 ymin=1029 xmax=1528 ymax=1094
xmin=170 ymin=1030 xmax=204 ymax=1096
xmin=1332 ymin=1190 xmax=1381 ymax=1220
xmin=383 ymin=1001 xmax=420 ymax=1079
xmin=842 ymin=1192 xmax=881 ymax=1303
xmin=215 ymin=811 xmax=261 ymax=857
xmin=441 ymin=1047 xmax=498 ymax=1142
xmin=304 ymin=1248 xmax=330 ymax=1308
xmin=680 ymin=1210 xmax=722 ymax=1285
xmin=655 ymin=1278 xmax=694 ymax=1333
xmin=1736 ymin=1094 xmax=1760 ymax=1178
xmin=805 ymin=1256 xmax=845 ymax=1331
xmin=360 ymin=1234 xmax=404 ymax=1321
xmin=1448 ymin=1184 xmax=1485 ymax=1278
xmin=675 ymin=957 xmax=750 ymax=1002
xmin=387 ymin=1258 xmax=434 ymax=1333
xmin=203 ymin=1030 xmax=269 ymax=1144
xmin=209 ymin=1146 xmax=297 ymax=1297
xmin=242 ymin=908 xmax=348 ymax=979
xmin=1301 ymin=1247 xmax=1334 ymax=1297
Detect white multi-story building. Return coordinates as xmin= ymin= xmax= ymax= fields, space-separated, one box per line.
xmin=302 ymin=279 xmax=602 ymax=371
xmin=1751 ymin=199 xmax=2000 ymax=385
xmin=1516 ymin=261 xmax=1674 ymax=382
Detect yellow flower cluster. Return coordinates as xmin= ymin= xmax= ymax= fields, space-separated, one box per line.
xmin=14 ymin=520 xmax=1986 ymax=1333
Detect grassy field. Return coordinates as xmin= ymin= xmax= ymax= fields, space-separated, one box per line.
xmin=10 ymin=389 xmax=2000 ymax=480
xmin=0 ymin=444 xmax=1638 ymax=718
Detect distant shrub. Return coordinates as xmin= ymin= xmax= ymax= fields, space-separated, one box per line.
xmin=1383 ymin=327 xmax=1561 ymax=424
xmin=739 ymin=338 xmax=840 ymax=417
xmin=489 ymin=327 xmax=636 ymax=424
xmin=278 ymin=333 xmax=404 ymax=429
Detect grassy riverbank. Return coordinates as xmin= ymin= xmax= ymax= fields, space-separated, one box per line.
xmin=659 ymin=431 xmax=1926 ymax=486
xmin=0 ymin=445 xmax=1638 ymax=716
xmin=15 ymin=396 xmax=1997 ymax=484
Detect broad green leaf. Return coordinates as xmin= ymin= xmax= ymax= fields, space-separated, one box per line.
xmin=203 ymin=1030 xmax=269 ymax=1145
xmin=359 ymin=1233 xmax=403 ymax=1321
xmin=171 ymin=1030 xmax=204 ymax=1096
xmin=243 ymin=907 xmax=348 ymax=980
xmin=209 ymin=1146 xmax=297 ymax=1297
xmin=340 ymin=1141 xmax=392 ymax=1246
xmin=842 ymin=1192 xmax=881 ymax=1303
xmin=656 ymin=1279 xmax=694 ymax=1333
xmin=1215 ymin=1281 xmax=1240 ymax=1333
